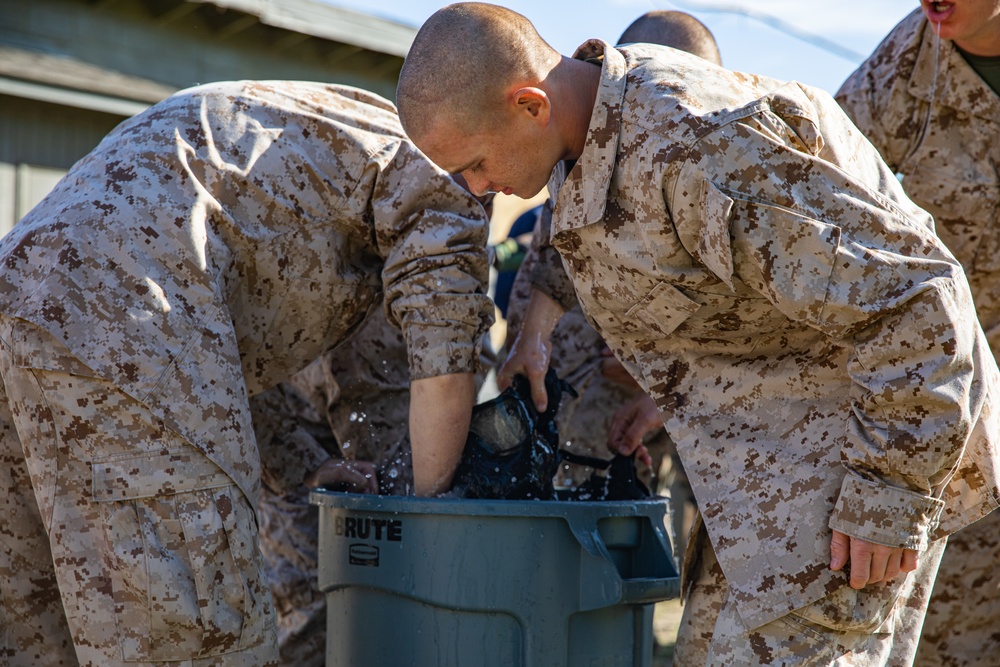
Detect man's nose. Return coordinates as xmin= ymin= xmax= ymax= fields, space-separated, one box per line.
xmin=462 ymin=172 xmax=493 ymax=197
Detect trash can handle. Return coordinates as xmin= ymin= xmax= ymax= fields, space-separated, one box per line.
xmin=566 ymin=512 xmax=680 ymax=607
xmin=620 ymin=576 xmax=681 ymax=605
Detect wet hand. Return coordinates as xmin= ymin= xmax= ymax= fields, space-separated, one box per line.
xmin=829 ymin=530 xmax=919 ymax=589
xmin=305 ymin=459 xmax=379 ymax=494
xmin=608 ymin=393 xmax=662 ymax=457
xmin=497 ymin=329 xmax=552 ymax=412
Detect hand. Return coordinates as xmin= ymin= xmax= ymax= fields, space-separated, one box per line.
xmin=599 ymin=347 xmax=640 ymax=390
xmin=304 ymin=459 xmax=379 ymax=494
xmin=608 ymin=393 xmax=663 ymax=457
xmin=497 ymin=328 xmax=553 ymax=411
xmin=497 ymin=288 xmax=564 ymax=412
xmin=829 ymin=530 xmax=919 ymax=589
xmin=632 ymin=443 xmax=654 ymax=468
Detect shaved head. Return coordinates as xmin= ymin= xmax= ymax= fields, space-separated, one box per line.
xmin=617 ymin=10 xmax=722 ymax=65
xmin=397 ymin=2 xmax=560 ymax=142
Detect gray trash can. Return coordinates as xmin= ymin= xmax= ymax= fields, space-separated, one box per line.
xmin=309 ymin=490 xmax=680 ymax=667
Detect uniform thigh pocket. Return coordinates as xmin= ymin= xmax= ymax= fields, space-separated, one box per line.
xmin=791 ymin=577 xmax=902 ymax=634
xmin=96 ymin=451 xmax=271 ymax=661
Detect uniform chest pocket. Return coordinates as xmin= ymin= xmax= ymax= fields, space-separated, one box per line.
xmin=598 ymin=281 xmax=701 ymax=345
xmin=671 ymin=284 xmax=788 ymax=339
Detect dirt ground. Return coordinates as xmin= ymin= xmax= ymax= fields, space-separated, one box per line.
xmin=652 ymin=598 xmax=683 ymax=666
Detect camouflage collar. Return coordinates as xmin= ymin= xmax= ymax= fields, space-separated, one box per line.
xmin=552 ymin=39 xmax=628 ymax=235
xmin=909 ymin=17 xmax=1000 ymax=122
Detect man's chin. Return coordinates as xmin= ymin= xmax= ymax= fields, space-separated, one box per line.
xmin=512 ymin=183 xmax=548 ymax=200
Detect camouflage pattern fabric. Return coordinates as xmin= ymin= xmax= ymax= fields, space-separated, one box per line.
xmin=674 ymin=518 xmax=945 ymax=667
xmin=250 ymin=314 xmax=411 ymax=667
xmin=0 ymin=82 xmax=492 ymax=665
xmin=250 ymin=382 xmax=334 ymax=667
xmin=837 ymin=11 xmax=1000 ymax=666
xmin=912 ymin=516 xmax=1000 ymax=667
xmin=0 ymin=360 xmax=76 ymax=667
xmin=526 ymin=39 xmax=1000 ymax=650
xmin=0 ymin=317 xmax=278 ymax=667
xmin=288 ymin=311 xmax=419 ymax=496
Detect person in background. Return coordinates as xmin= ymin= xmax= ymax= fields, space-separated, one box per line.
xmin=395 ymin=3 xmax=1000 ymax=665
xmin=0 ymin=81 xmax=492 ymax=666
xmin=836 ymin=3 xmax=1000 ymax=665
xmin=617 ymin=8 xmax=722 ymax=63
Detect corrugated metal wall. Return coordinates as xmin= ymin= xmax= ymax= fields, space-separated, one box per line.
xmin=0 ymin=95 xmax=124 ymax=169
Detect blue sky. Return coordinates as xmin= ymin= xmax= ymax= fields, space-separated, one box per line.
xmin=325 ymin=0 xmax=921 ymax=95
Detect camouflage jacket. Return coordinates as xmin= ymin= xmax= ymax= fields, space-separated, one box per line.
xmin=837 ymin=9 xmax=1000 ymax=355
xmin=0 ymin=82 xmax=493 ymax=506
xmin=528 ymin=40 xmax=1000 ymax=629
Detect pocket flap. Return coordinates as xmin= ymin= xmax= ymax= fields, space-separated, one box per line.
xmin=92 ymin=449 xmax=234 ymax=501
xmin=6 ymin=319 xmax=101 ymax=377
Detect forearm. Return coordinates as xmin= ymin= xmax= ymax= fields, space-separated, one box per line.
xmin=410 ymin=372 xmax=476 ymax=496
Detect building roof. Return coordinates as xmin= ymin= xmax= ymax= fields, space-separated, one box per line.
xmin=0 ymin=0 xmax=417 ymax=116
xmin=192 ymin=0 xmax=416 ymax=58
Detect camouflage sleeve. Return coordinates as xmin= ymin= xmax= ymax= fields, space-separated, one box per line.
xmin=695 ymin=142 xmax=979 ymax=550
xmin=250 ymin=382 xmax=339 ymax=495
xmin=370 ymin=140 xmax=494 ymax=381
xmin=528 ymin=199 xmax=580 ymax=312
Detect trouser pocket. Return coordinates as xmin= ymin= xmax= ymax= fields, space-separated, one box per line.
xmin=790 ymin=575 xmax=902 ymax=635
xmin=95 ymin=450 xmax=272 ymax=661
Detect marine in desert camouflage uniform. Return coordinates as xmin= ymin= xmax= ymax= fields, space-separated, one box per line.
xmin=837 ymin=4 xmax=1000 ymax=665
xmin=0 ymin=81 xmax=492 ymax=666
xmin=504 ymin=10 xmax=721 ymax=521
xmin=396 ymin=4 xmax=1000 ymax=666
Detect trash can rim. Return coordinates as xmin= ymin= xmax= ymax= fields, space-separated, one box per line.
xmin=308 ymin=488 xmax=669 ymax=517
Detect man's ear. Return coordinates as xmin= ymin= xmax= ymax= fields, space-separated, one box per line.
xmin=511 ymin=87 xmax=551 ymax=125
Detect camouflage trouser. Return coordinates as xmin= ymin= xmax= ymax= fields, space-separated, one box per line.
xmin=258 ymin=486 xmax=327 ymax=667
xmin=0 ymin=372 xmax=77 ymax=666
xmin=0 ymin=317 xmax=278 ymax=667
xmin=913 ymin=509 xmax=1000 ymax=667
xmin=673 ymin=517 xmax=944 ymax=667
